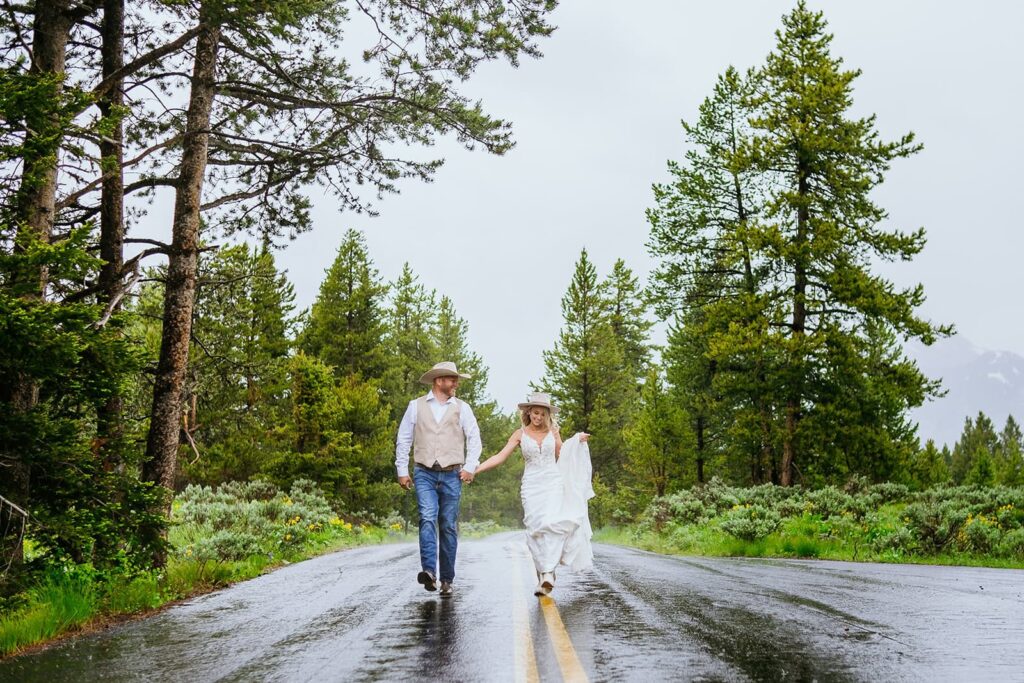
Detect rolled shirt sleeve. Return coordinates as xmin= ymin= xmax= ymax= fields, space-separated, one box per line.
xmin=460 ymin=400 xmax=482 ymax=474
xmin=394 ymin=400 xmax=417 ymax=478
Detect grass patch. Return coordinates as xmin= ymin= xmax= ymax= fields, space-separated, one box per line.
xmin=0 ymin=572 xmax=97 ymax=655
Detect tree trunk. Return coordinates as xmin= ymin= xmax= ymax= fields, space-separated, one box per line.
xmin=760 ymin=411 xmax=776 ymax=484
xmin=782 ymin=169 xmax=810 ymax=487
xmin=96 ymin=0 xmax=126 ymax=454
xmin=695 ymin=413 xmax=706 ymax=484
xmin=13 ymin=0 xmax=72 ymax=292
xmin=143 ymin=15 xmax=220 ymax=529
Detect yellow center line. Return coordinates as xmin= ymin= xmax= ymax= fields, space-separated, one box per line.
xmin=539 ymin=595 xmax=590 ymax=682
xmin=511 ymin=552 xmax=540 ymax=683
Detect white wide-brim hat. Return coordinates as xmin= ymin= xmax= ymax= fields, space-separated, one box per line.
xmin=419 ymin=361 xmax=472 ymax=385
xmin=517 ymin=391 xmax=559 ymax=414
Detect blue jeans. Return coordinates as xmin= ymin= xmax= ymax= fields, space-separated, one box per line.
xmin=414 ymin=466 xmax=462 ymax=583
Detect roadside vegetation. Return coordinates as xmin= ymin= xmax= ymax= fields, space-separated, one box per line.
xmin=0 ymin=481 xmax=403 ymax=658
xmin=597 ymin=478 xmax=1024 ymax=568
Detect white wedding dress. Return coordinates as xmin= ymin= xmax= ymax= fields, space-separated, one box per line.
xmin=520 ymin=431 xmax=595 ymax=573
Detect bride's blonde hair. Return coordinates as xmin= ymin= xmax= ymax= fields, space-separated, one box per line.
xmin=521 ymin=406 xmax=556 ymax=431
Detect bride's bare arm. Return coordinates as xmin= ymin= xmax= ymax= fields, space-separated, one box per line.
xmin=475 ymin=429 xmax=521 ymax=475
xmin=554 ymin=429 xmax=563 ymax=459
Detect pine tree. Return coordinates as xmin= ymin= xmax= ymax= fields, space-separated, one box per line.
xmin=742 ymin=2 xmax=949 ymax=484
xmin=807 ymin=318 xmax=923 ymax=484
xmin=965 ymin=447 xmax=996 ymax=487
xmin=265 ymin=353 xmax=392 ymax=514
xmin=664 ymin=314 xmax=718 ymax=484
xmin=382 ymin=264 xmax=438 ymax=420
xmin=540 ymin=249 xmax=630 ymax=476
xmin=647 ymin=66 xmax=781 ymax=484
xmin=434 ymin=295 xmax=488 ymax=406
xmin=910 ymin=439 xmax=950 ymax=489
xmin=996 ymin=415 xmax=1023 ymax=486
xmin=602 ymin=259 xmax=652 ymax=380
xmin=184 ymin=244 xmax=296 ymax=483
xmin=624 ymin=371 xmax=691 ymax=496
xmin=950 ymin=413 xmax=999 ymax=484
xmin=299 ymin=229 xmax=387 ymax=382
xmin=594 ymin=259 xmax=653 ymax=474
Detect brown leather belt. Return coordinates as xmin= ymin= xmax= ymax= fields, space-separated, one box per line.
xmin=415 ymin=462 xmax=463 ymax=472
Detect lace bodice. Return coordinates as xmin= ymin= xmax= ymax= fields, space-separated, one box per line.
xmin=521 ymin=429 xmax=556 ymax=468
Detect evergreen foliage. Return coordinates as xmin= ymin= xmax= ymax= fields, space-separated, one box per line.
xmin=623 ymin=371 xmax=691 ymax=497
xmin=298 ymin=230 xmax=387 ymax=382
xmin=949 ymin=412 xmax=1023 ymax=487
xmin=0 ymin=231 xmax=166 ymax=590
xmin=381 ymin=263 xmax=439 ymax=421
xmin=646 ymin=2 xmax=949 ymax=486
xmin=539 ymin=249 xmax=653 ymax=480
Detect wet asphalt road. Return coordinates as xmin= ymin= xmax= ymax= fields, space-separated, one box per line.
xmin=3 ymin=533 xmax=1023 ymax=682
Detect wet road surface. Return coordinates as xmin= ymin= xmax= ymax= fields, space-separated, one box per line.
xmin=3 ymin=533 xmax=1023 ymax=682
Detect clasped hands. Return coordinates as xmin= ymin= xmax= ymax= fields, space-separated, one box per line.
xmin=396 ymin=470 xmax=475 ymax=489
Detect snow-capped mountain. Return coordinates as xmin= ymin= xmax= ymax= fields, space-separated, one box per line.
xmin=908 ymin=337 xmax=1024 ymax=448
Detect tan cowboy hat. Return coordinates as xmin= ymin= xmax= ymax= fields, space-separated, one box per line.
xmin=517 ymin=391 xmax=559 ymax=414
xmin=419 ymin=361 xmax=472 ymax=385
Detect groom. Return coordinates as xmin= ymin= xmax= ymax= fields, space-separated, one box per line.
xmin=395 ymin=361 xmax=481 ymax=597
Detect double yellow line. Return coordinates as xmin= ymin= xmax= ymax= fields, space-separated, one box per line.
xmin=510 ymin=550 xmax=589 ymax=683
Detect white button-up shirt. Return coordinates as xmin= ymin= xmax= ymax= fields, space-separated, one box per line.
xmin=394 ymin=392 xmax=482 ymax=478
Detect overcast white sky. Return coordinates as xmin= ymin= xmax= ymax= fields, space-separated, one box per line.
xmin=264 ymin=1 xmax=1024 ymax=412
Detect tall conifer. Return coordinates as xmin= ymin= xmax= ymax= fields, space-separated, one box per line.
xmin=382 ymin=264 xmax=438 ymax=420
xmin=299 ymin=229 xmax=387 ymax=382
xmin=742 ymin=3 xmax=948 ymax=483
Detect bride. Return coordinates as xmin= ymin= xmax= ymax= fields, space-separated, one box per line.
xmin=473 ymin=392 xmax=594 ymax=596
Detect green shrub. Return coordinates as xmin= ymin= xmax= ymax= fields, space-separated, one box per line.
xmin=955 ymin=512 xmax=1005 ymax=554
xmin=903 ymin=499 xmax=967 ymax=553
xmin=668 ymin=494 xmax=710 ymax=525
xmin=736 ymin=483 xmax=797 ymax=508
xmin=719 ymin=504 xmax=782 ymax=541
xmin=693 ymin=477 xmax=741 ymax=514
xmin=792 ymin=539 xmax=821 ymax=558
xmin=806 ymin=487 xmax=864 ymax=519
xmin=869 ymin=526 xmax=914 ymax=554
xmin=192 ymin=530 xmax=264 ymax=563
xmin=776 ymin=496 xmax=807 ymax=518
xmin=460 ymin=520 xmax=503 ymax=537
xmin=867 ymin=482 xmax=910 ymax=504
xmin=996 ymin=528 xmax=1024 ymax=558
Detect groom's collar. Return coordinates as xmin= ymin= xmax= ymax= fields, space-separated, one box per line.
xmin=425 ymin=391 xmax=456 ymax=405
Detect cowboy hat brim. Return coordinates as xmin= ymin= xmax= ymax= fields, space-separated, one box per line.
xmin=517 ymin=401 xmax=559 ymax=414
xmin=419 ymin=369 xmax=472 ymax=385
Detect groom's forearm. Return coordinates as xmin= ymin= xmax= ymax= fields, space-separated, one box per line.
xmin=395 ymin=402 xmax=416 ymax=477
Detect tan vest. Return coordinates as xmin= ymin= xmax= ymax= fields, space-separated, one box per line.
xmin=413 ymin=396 xmax=465 ymax=468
